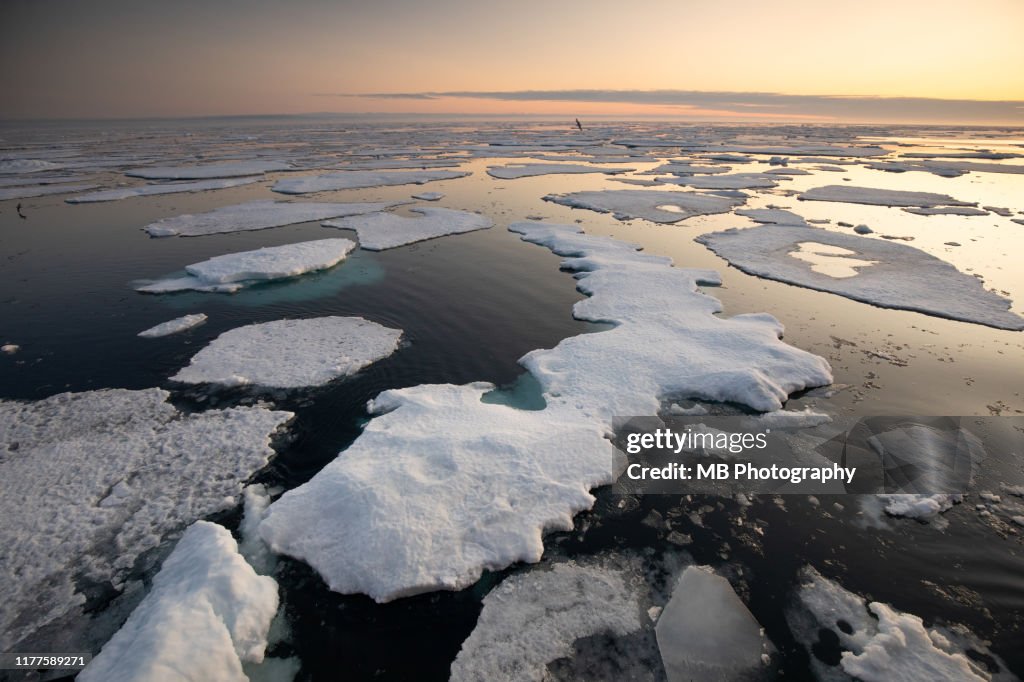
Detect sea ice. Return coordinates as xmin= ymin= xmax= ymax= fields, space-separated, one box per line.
xmin=0 ymin=389 xmax=291 ymax=651
xmin=79 ymin=522 xmax=278 ymax=682
xmin=137 ymin=239 xmax=357 ymax=293
xmin=0 ymin=159 xmax=64 ymax=174
xmin=272 ymin=169 xmax=468 ymax=194
xmin=799 ymin=185 xmax=975 ymax=208
xmin=125 ymin=160 xmax=292 ymax=180
xmin=138 ymin=313 xmax=208 ymax=337
xmin=323 ymin=207 xmax=493 ymax=250
xmin=450 ymin=561 xmax=643 ymax=681
xmin=657 ymin=172 xmax=779 ymax=190
xmin=143 ymin=199 xmax=407 ymax=237
xmin=486 ymin=163 xmax=632 ymax=179
xmin=736 ymin=207 xmax=809 ymax=225
xmin=0 ymin=183 xmax=99 ymax=200
xmin=696 ymin=224 xmax=1024 ymax=330
xmin=543 ymin=189 xmax=743 ymax=223
xmin=875 ymin=494 xmax=962 ymax=520
xmin=656 ymin=567 xmax=770 ymax=682
xmin=66 ymin=176 xmax=261 ymax=203
xmin=902 ymin=207 xmax=990 ymax=216
xmin=412 ymin=191 xmax=444 ymax=201
xmin=788 ymin=566 xmax=1001 ymax=681
xmin=645 ymin=162 xmax=731 ymax=175
xmin=172 ymin=317 xmax=402 ymax=388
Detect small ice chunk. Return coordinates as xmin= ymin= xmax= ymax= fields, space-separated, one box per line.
xmin=876 ymin=494 xmax=962 ymax=520
xmin=138 ymin=313 xmax=208 ymax=338
xmin=544 ymin=189 xmax=742 ymax=224
xmin=323 ymin=207 xmax=493 ymax=250
xmin=412 ymin=191 xmax=444 ymax=201
xmin=656 ymin=566 xmax=769 ymax=682
xmin=272 ymin=169 xmax=468 ymax=194
xmin=1 ymin=344 xmax=18 ymax=354
xmin=853 ymin=224 xmax=873 ymax=234
xmin=172 ymin=317 xmax=402 ymax=388
xmin=239 ymin=485 xmax=276 ymax=576
xmin=800 ymin=185 xmax=975 ymax=208
xmin=486 ymin=163 xmax=633 ymax=179
xmin=137 ymin=239 xmax=356 ymax=293
xmin=143 ymin=199 xmax=408 ymax=237
xmin=902 ymin=206 xmax=989 ymax=216
xmin=66 ymin=176 xmax=261 ymax=203
xmin=126 ymin=160 xmax=292 ymax=179
xmin=79 ymin=521 xmax=279 ymax=682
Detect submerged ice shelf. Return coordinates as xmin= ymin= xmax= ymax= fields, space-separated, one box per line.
xmin=258 ymin=221 xmax=831 ymax=602
xmin=322 ymin=207 xmax=493 ymax=250
xmin=0 ymin=389 xmax=292 ymax=651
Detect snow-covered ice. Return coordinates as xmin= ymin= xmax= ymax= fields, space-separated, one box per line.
xmin=0 ymin=389 xmax=292 ymax=651
xmin=799 ymin=185 xmax=976 ymax=208
xmin=543 ymin=189 xmax=743 ymax=223
xmin=486 ymin=163 xmax=633 ymax=179
xmin=66 ymin=176 xmax=261 ymax=203
xmin=876 ymin=494 xmax=962 ymax=520
xmin=323 ymin=207 xmax=493 ymax=250
xmin=138 ymin=313 xmax=208 ymax=337
xmin=697 ymin=224 xmax=1024 ymax=330
xmin=126 ymin=160 xmax=292 ymax=179
xmin=450 ymin=561 xmax=643 ymax=681
xmin=272 ymin=169 xmax=468 ymax=194
xmin=258 ymin=221 xmax=831 ymax=602
xmin=143 ymin=199 xmax=407 ymax=237
xmin=656 ymin=566 xmax=770 ymax=682
xmin=788 ymin=566 xmax=1003 ymax=681
xmin=172 ymin=317 xmax=402 ymax=388
xmin=79 ymin=521 xmax=279 ymax=682
xmin=137 ymin=239 xmax=357 ymax=293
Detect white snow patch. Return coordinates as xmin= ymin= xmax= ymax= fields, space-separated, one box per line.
xmin=323 ymin=207 xmax=493 ymax=250
xmin=138 ymin=313 xmax=208 ymax=338
xmin=79 ymin=521 xmax=278 ymax=682
xmin=66 ymin=177 xmax=261 ymax=203
xmin=126 ymin=160 xmax=292 ymax=180
xmin=172 ymin=317 xmax=402 ymax=388
xmin=272 ymin=169 xmax=468 ymax=194
xmin=544 ymin=189 xmax=743 ymax=224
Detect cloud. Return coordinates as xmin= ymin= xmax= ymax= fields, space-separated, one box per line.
xmin=326 ymin=89 xmax=1024 ymax=123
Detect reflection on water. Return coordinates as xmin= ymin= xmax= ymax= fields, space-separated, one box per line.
xmin=789 ymin=241 xmax=878 ymax=278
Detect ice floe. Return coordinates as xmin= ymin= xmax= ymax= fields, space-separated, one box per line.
xmin=0 ymin=389 xmax=292 ymax=651
xmin=645 ymin=162 xmax=731 ymax=175
xmin=66 ymin=176 xmax=261 ymax=203
xmin=875 ymin=493 xmax=962 ymax=520
xmin=486 ymin=163 xmax=632 ymax=179
xmin=258 ymin=221 xmax=830 ymax=602
xmin=543 ymin=189 xmax=743 ymax=223
xmin=0 ymin=183 xmax=99 ymax=201
xmin=137 ymin=239 xmax=356 ymax=293
xmin=138 ymin=313 xmax=208 ymax=337
xmin=657 ymin=172 xmax=779 ymax=190
xmin=412 ymin=191 xmax=444 ymax=201
xmin=79 ymin=521 xmax=278 ymax=682
xmin=143 ymin=199 xmax=407 ymax=237
xmin=322 ymin=207 xmax=493 ymax=250
xmin=126 ymin=160 xmax=292 ymax=180
xmin=799 ymin=185 xmax=976 ymax=208
xmin=697 ymin=225 xmax=1024 ymax=330
xmin=272 ymin=169 xmax=468 ymax=194
xmin=788 ymin=566 xmax=1006 ymax=681
xmin=172 ymin=317 xmax=402 ymax=388
xmin=450 ymin=561 xmax=643 ymax=681
xmin=902 ymin=206 xmax=990 ymax=216
xmin=735 ymin=207 xmax=809 ymax=225
xmin=0 ymin=159 xmax=64 ymax=174
xmin=656 ymin=566 xmax=770 ymax=682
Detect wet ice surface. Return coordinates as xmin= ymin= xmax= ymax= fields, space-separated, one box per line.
xmin=2 ymin=119 xmax=1024 ymax=681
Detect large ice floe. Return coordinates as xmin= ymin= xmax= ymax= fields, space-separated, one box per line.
xmin=271 ymin=169 xmax=468 ymax=194
xmin=450 ymin=561 xmax=644 ymax=681
xmin=655 ymin=172 xmax=779 ymax=190
xmin=787 ymin=566 xmax=1009 ymax=681
xmin=799 ymin=185 xmax=976 ymax=208
xmin=143 ymin=199 xmax=407 ymax=237
xmin=78 ymin=521 xmax=279 ymax=682
xmin=138 ymin=313 xmax=208 ymax=337
xmin=543 ymin=189 xmax=743 ymax=223
xmin=137 ymin=238 xmax=357 ymax=293
xmin=485 ymin=163 xmax=633 ymax=179
xmin=258 ymin=221 xmax=831 ymax=602
xmin=66 ymin=176 xmax=261 ymax=203
xmin=0 ymin=183 xmax=99 ymax=201
xmin=696 ymin=223 xmax=1024 ymax=330
xmin=0 ymin=389 xmax=292 ymax=651
xmin=322 ymin=207 xmax=493 ymax=250
xmin=172 ymin=317 xmax=402 ymax=388
xmin=125 ymin=160 xmax=292 ymax=180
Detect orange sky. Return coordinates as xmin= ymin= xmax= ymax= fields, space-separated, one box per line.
xmin=1 ymin=0 xmax=1022 ymax=121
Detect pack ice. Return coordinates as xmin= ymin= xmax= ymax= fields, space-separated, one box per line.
xmin=323 ymin=207 xmax=493 ymax=250
xmin=66 ymin=176 xmax=261 ymax=203
xmin=143 ymin=199 xmax=407 ymax=237
xmin=0 ymin=389 xmax=292 ymax=651
xmin=258 ymin=222 xmax=831 ymax=602
xmin=543 ymin=189 xmax=743 ymax=223
xmin=125 ymin=160 xmax=292 ymax=179
xmin=486 ymin=163 xmax=633 ymax=179
xmin=172 ymin=317 xmax=402 ymax=388
xmin=137 ymin=239 xmax=356 ymax=293
xmin=272 ymin=169 xmax=468 ymax=194
xmin=696 ymin=224 xmax=1024 ymax=330
xmin=79 ymin=522 xmax=279 ymax=682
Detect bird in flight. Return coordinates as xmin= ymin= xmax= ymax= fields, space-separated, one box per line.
xmin=575 ymin=118 xmax=583 ymax=132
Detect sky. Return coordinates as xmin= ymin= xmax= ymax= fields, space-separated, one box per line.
xmin=1 ymin=0 xmax=1022 ymax=123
